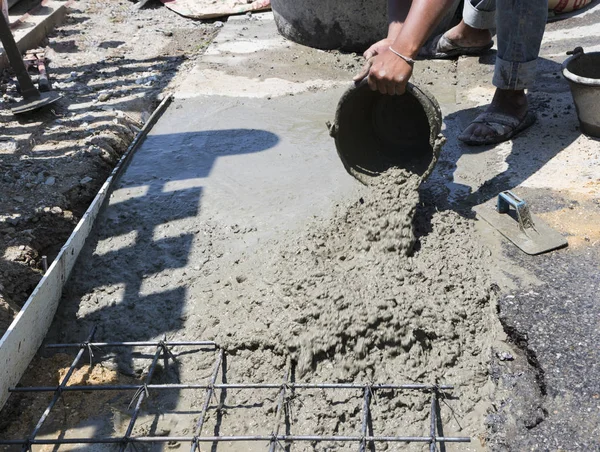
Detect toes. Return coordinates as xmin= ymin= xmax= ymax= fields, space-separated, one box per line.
xmin=475 ymin=124 xmax=494 ymax=140
xmin=458 ymin=123 xmax=479 ymax=142
xmin=459 ymin=123 xmax=495 ymax=142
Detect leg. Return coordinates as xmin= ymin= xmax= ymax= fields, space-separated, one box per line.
xmin=493 ymin=0 xmax=547 ymax=91
xmin=422 ymin=0 xmax=495 ymax=58
xmin=444 ymin=0 xmax=495 ymax=49
xmin=459 ymin=0 xmax=548 ymax=145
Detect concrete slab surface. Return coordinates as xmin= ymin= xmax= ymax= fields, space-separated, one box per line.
xmin=114 ymin=90 xmax=358 ymax=247
xmin=3 ymin=6 xmax=599 ymax=451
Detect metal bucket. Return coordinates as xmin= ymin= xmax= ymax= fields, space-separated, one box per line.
xmin=329 ymin=79 xmax=444 ymax=185
xmin=562 ymin=47 xmax=600 ymax=138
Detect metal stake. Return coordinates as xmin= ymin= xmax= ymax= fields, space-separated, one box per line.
xmin=359 ymin=385 xmax=372 ymax=452
xmin=430 ymin=389 xmax=438 ymax=452
xmin=268 ymin=358 xmax=290 ymax=452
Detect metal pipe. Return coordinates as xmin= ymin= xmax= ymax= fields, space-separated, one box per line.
xmin=46 ymin=340 xmax=217 ymax=348
xmin=11 ymin=383 xmax=454 ymax=392
xmin=359 ymin=386 xmax=371 ymax=452
xmin=190 ymin=349 xmax=223 ymax=452
xmin=119 ymin=343 xmax=163 ymax=452
xmin=430 ymin=390 xmax=437 ymax=452
xmin=21 ymin=327 xmax=97 ymax=452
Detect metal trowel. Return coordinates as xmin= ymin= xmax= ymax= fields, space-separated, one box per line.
xmin=0 ymin=14 xmax=61 ymax=114
xmin=474 ymin=191 xmax=568 ymax=255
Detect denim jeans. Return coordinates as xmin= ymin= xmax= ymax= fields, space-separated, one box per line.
xmin=463 ymin=0 xmax=548 ymax=90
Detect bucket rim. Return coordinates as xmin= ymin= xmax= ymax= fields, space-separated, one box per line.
xmin=562 ymin=48 xmax=600 ymax=87
xmin=342 ymin=78 xmax=443 ymax=147
xmin=332 ymin=79 xmax=444 ymax=185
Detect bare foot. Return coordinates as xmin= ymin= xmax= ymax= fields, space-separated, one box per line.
xmin=459 ymin=89 xmax=530 ymax=143
xmin=444 ymin=20 xmax=492 ymax=48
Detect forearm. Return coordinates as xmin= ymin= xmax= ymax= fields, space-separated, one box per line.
xmin=391 ymin=0 xmax=456 ymax=58
xmin=387 ymin=0 xmax=412 ymax=40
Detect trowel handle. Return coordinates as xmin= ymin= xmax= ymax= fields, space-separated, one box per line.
xmin=497 ymin=191 xmax=526 ymax=214
xmin=0 ymin=12 xmax=40 ymax=99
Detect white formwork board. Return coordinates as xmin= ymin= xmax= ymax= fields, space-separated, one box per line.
xmin=0 ymin=176 xmax=108 ymax=409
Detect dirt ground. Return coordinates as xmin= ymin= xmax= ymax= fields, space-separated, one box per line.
xmin=0 ymin=0 xmax=219 ymax=335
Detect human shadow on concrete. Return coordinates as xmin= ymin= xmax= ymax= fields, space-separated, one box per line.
xmin=418 ymin=55 xmax=581 ymax=218
xmin=2 ymin=128 xmax=279 ymax=447
xmin=52 ymin=127 xmax=279 ymax=348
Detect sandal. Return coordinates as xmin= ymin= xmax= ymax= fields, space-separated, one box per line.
xmin=458 ymin=111 xmax=537 ymax=146
xmin=420 ymin=33 xmax=493 ymax=59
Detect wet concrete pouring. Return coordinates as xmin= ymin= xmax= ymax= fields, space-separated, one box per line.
xmin=0 ymin=86 xmax=502 ymax=449
xmin=2 ymin=8 xmax=600 ymax=452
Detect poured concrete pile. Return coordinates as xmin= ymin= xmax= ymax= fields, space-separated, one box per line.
xmin=0 ymin=12 xmax=502 ymax=448
xmin=1 ymin=165 xmax=499 ymax=447
xmin=189 ymin=168 xmax=498 ymax=442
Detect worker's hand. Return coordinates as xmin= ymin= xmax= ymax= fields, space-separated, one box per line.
xmin=353 ymin=38 xmax=395 ymax=83
xmin=363 ymin=37 xmax=395 ymax=59
xmin=366 ymin=48 xmax=413 ymax=95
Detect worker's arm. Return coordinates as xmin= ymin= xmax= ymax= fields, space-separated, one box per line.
xmin=387 ymin=0 xmax=412 ymax=46
xmin=363 ymin=0 xmax=412 ymax=59
xmin=357 ymin=0 xmax=456 ymax=95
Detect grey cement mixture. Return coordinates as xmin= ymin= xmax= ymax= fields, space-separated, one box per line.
xmin=1 ymin=79 xmax=500 ymax=447
xmin=3 ymin=166 xmax=502 ymax=451
xmin=187 ymin=169 xmax=499 ymax=448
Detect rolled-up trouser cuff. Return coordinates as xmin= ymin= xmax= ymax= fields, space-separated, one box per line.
xmin=463 ymin=0 xmax=496 ymax=30
xmin=493 ymin=56 xmax=538 ymax=90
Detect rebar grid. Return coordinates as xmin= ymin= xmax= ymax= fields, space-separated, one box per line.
xmin=16 ymin=327 xmax=98 ymax=452
xmin=2 ymin=333 xmax=471 ymax=451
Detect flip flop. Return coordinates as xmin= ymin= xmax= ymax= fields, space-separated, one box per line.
xmin=419 ymin=33 xmax=493 ymax=59
xmin=458 ymin=111 xmax=537 ymax=146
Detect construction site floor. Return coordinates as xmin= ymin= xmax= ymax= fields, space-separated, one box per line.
xmin=1 ymin=5 xmax=599 ymax=452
